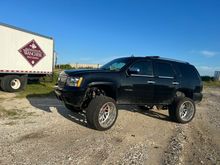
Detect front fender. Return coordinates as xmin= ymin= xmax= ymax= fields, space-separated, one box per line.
xmin=87 ymin=81 xmax=117 ymax=101
xmin=88 ymin=81 xmax=115 ymax=87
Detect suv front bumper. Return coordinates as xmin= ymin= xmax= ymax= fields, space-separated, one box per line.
xmin=54 ymin=86 xmax=85 ymax=107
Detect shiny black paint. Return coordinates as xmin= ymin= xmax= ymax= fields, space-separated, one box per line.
xmin=55 ymin=57 xmax=203 ymax=107
xmin=118 ymin=74 xmax=155 ymax=104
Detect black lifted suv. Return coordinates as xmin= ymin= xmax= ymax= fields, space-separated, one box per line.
xmin=55 ymin=56 xmax=203 ymax=131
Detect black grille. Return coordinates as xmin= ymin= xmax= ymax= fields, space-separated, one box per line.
xmin=58 ymin=74 xmax=68 ymax=88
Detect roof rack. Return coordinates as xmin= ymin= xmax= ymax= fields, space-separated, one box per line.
xmin=158 ymin=57 xmax=189 ymax=64
xmin=145 ymin=56 xmax=160 ymax=58
xmin=145 ymin=56 xmax=189 ymax=64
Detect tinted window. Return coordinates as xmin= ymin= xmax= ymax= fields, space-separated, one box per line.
xmin=130 ymin=61 xmax=153 ymax=75
xmin=155 ymin=62 xmax=174 ymax=77
xmin=101 ymin=58 xmax=131 ymax=71
xmin=179 ymin=64 xmax=200 ymax=81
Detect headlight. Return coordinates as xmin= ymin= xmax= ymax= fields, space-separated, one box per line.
xmin=66 ymin=77 xmax=83 ymax=87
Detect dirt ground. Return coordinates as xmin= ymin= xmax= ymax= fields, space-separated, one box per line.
xmin=0 ymin=87 xmax=220 ymax=165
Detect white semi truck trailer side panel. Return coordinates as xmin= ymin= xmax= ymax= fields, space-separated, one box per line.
xmin=0 ymin=24 xmax=54 ymax=74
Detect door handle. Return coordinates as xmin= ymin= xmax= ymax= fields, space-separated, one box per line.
xmin=172 ymin=81 xmax=179 ymax=85
xmin=147 ymin=80 xmax=155 ymax=84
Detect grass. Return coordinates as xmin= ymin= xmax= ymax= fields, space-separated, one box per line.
xmin=0 ymin=106 xmax=18 ymax=117
xmin=10 ymin=112 xmax=35 ymax=120
xmin=0 ymin=105 xmax=18 ymax=118
xmin=16 ymin=72 xmax=59 ymax=98
xmin=0 ymin=105 xmax=35 ymax=119
xmin=16 ymin=82 xmax=55 ymax=98
xmin=4 ymin=121 xmax=17 ymax=125
xmin=203 ymin=81 xmax=220 ymax=87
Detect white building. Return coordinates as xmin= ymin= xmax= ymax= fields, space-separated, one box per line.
xmin=70 ymin=63 xmax=100 ymax=69
xmin=214 ymin=71 xmax=220 ymax=81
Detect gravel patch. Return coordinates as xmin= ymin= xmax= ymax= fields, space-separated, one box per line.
xmin=163 ymin=125 xmax=187 ymax=165
xmin=119 ymin=144 xmax=148 ymax=165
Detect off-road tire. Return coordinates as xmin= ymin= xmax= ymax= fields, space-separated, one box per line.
xmin=1 ymin=75 xmax=27 ymax=92
xmin=64 ymin=103 xmax=82 ymax=112
xmin=86 ymin=96 xmax=118 ymax=131
xmin=169 ymin=97 xmax=196 ymax=123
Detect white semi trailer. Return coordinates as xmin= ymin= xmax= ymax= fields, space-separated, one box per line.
xmin=0 ymin=23 xmax=55 ymax=92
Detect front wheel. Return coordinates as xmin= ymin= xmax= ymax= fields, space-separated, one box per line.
xmin=169 ymin=97 xmax=196 ymax=123
xmin=86 ymin=96 xmax=118 ymax=131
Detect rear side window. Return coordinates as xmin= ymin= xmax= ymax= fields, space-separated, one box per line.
xmin=155 ymin=62 xmax=175 ymax=78
xmin=130 ymin=61 xmax=153 ymax=76
xmin=179 ymin=64 xmax=200 ymax=81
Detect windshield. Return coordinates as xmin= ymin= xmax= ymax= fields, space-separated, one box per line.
xmin=100 ymin=58 xmax=131 ymax=71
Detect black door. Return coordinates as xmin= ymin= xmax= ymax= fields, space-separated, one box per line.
xmin=153 ymin=61 xmax=179 ymax=104
xmin=118 ymin=60 xmax=155 ymax=104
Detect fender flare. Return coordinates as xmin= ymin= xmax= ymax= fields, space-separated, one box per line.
xmin=87 ymin=81 xmax=117 ymax=100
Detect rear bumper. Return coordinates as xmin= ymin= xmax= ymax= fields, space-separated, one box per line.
xmin=54 ymin=86 xmax=85 ymax=107
xmin=193 ymin=93 xmax=203 ymax=103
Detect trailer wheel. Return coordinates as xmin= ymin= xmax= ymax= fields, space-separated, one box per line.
xmin=1 ymin=75 xmax=27 ymax=92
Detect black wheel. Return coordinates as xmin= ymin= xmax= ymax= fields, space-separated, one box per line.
xmin=64 ymin=103 xmax=82 ymax=112
xmin=1 ymin=75 xmax=27 ymax=92
xmin=169 ymin=97 xmax=196 ymax=123
xmin=86 ymin=96 xmax=118 ymax=131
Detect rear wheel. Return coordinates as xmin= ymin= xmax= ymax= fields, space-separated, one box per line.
xmin=1 ymin=75 xmax=27 ymax=92
xmin=169 ymin=97 xmax=196 ymax=123
xmin=86 ymin=96 xmax=118 ymax=131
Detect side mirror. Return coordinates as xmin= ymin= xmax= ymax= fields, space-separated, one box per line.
xmin=128 ymin=67 xmax=140 ymax=75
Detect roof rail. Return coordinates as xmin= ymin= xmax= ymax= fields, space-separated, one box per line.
xmin=145 ymin=56 xmax=160 ymax=58
xmin=145 ymin=56 xmax=189 ymax=64
xmin=158 ymin=57 xmax=189 ymax=64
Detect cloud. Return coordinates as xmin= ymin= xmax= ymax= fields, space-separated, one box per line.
xmin=191 ymin=50 xmax=220 ymax=57
xmin=200 ymin=50 xmax=219 ymax=57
